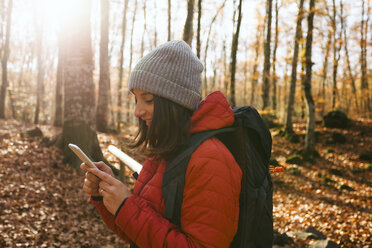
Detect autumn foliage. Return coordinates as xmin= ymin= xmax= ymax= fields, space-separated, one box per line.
xmin=0 ymin=118 xmax=371 ymax=247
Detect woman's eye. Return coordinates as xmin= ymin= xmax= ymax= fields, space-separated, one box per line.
xmin=145 ymin=99 xmax=154 ymax=104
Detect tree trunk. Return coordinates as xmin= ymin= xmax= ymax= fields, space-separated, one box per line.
xmin=303 ymin=0 xmax=316 ymax=155
xmin=261 ymin=0 xmax=273 ymax=110
xmin=341 ymin=1 xmax=358 ymax=112
xmin=54 ymin=32 xmax=64 ymax=127
xmin=20 ymin=52 xmax=33 ymax=88
xmin=360 ymin=0 xmax=371 ymax=116
xmin=223 ymin=41 xmax=229 ymax=98
xmin=0 ymin=0 xmax=12 ymax=119
xmin=284 ymin=0 xmax=304 ymax=134
xmin=168 ymin=0 xmax=171 ymax=41
xmin=331 ymin=0 xmax=342 ymax=110
xmin=271 ymin=0 xmax=279 ymax=112
xmin=229 ymin=0 xmax=243 ymax=107
xmin=211 ymin=67 xmax=217 ymax=91
xmin=96 ymin=0 xmax=111 ymax=132
xmin=250 ymin=23 xmax=262 ymax=106
xmin=0 ymin=0 xmax=5 ymax=65
xmin=203 ymin=0 xmax=226 ymax=97
xmin=300 ymin=49 xmax=306 ymax=120
xmin=196 ymin=0 xmax=202 ymax=58
xmin=116 ymin=0 xmax=129 ymax=131
xmin=365 ymin=1 xmax=371 ymax=116
xmin=243 ymin=45 xmax=248 ymax=105
xmin=16 ymin=54 xmax=26 ymax=88
xmin=282 ymin=49 xmax=290 ymax=120
xmin=153 ymin=1 xmax=158 ymax=48
xmin=126 ymin=0 xmax=138 ymax=123
xmin=62 ymin=0 xmax=104 ymax=168
xmin=318 ymin=30 xmax=331 ymax=117
xmin=140 ymin=0 xmax=146 ymax=57
xmin=183 ymin=0 xmax=195 ymax=46
xmin=7 ymin=89 xmax=15 ymax=118
xmin=34 ymin=9 xmax=44 ymax=125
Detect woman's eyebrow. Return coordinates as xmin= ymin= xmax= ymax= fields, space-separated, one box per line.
xmin=141 ymin=93 xmax=153 ymax=97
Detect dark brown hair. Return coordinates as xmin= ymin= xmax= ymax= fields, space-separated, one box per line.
xmin=128 ymin=95 xmax=193 ymax=161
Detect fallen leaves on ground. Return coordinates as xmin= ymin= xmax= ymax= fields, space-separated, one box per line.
xmin=271 ymin=119 xmax=371 ymax=247
xmin=0 ymin=118 xmax=371 ymax=247
xmin=0 ymin=119 xmax=128 ymax=247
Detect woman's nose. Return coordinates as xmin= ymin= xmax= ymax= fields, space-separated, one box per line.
xmin=134 ymin=106 xmax=145 ymax=118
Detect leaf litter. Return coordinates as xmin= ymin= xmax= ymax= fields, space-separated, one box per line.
xmin=0 ymin=118 xmax=371 ymax=247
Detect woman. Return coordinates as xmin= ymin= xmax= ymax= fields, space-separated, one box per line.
xmin=81 ymin=40 xmax=242 ymax=247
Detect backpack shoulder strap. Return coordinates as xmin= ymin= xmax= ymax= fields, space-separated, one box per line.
xmin=162 ymin=127 xmax=235 ymax=226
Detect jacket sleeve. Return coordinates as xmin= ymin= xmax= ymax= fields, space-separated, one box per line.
xmin=90 ymin=198 xmax=130 ymax=242
xmin=89 ymin=157 xmax=156 ymax=243
xmin=114 ymin=138 xmax=242 ymax=248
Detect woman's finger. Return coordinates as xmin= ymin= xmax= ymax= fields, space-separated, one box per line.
xmin=95 ymin=161 xmax=108 ymax=170
xmin=86 ymin=171 xmax=100 ymax=184
xmin=88 ymin=168 xmax=117 ymax=186
xmin=80 ymin=163 xmax=89 ymax=172
xmin=94 ymin=161 xmax=114 ymax=176
xmin=84 ymin=184 xmax=99 ymax=195
xmin=99 ymin=188 xmax=108 ymax=197
xmin=83 ymin=183 xmax=99 ymax=196
xmin=84 ymin=178 xmax=99 ymax=188
xmin=99 ymin=181 xmax=112 ymax=192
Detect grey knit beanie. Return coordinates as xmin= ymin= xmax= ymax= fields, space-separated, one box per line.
xmin=128 ymin=40 xmax=203 ymax=110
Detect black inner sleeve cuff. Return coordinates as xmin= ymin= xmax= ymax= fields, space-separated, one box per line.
xmin=91 ymin=195 xmax=103 ymax=201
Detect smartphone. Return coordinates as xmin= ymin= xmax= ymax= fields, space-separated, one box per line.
xmin=68 ymin=143 xmax=98 ymax=169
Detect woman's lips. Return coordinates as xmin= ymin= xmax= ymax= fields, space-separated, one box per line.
xmin=144 ymin=119 xmax=151 ymax=126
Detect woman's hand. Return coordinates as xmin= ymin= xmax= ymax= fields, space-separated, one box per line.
xmin=81 ymin=161 xmax=114 ymax=197
xmin=88 ymin=168 xmax=132 ymax=215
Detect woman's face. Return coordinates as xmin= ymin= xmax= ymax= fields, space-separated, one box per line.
xmin=132 ymin=88 xmax=154 ymax=127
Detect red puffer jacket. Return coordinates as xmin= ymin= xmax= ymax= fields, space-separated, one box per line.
xmin=91 ymin=91 xmax=242 ymax=247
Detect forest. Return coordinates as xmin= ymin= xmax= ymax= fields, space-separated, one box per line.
xmin=0 ymin=0 xmax=371 ymax=247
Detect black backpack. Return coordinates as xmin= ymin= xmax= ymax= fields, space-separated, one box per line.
xmin=162 ymin=106 xmax=273 ymax=247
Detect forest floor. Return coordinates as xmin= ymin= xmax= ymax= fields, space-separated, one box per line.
xmin=0 ymin=118 xmax=371 ymax=247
